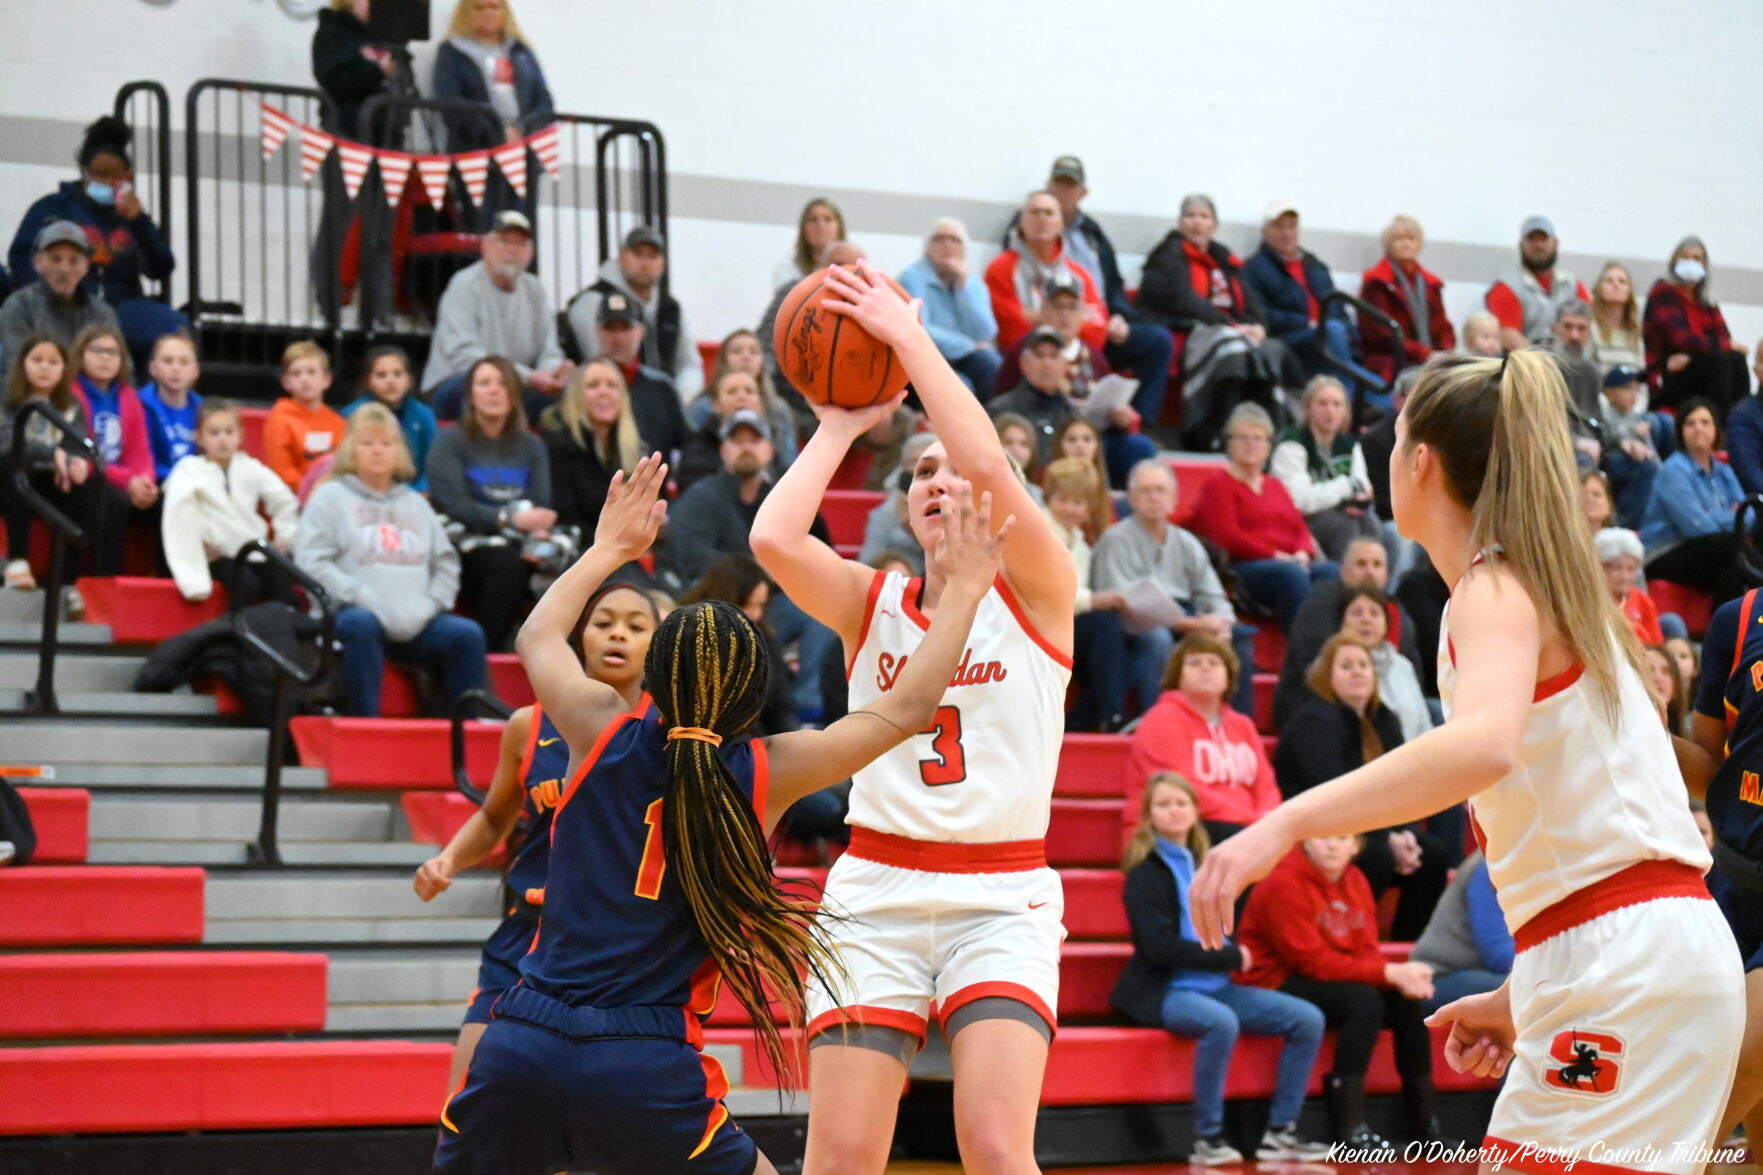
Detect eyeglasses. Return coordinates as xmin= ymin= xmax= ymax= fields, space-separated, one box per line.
xmin=86 ymin=345 xmax=122 ymax=357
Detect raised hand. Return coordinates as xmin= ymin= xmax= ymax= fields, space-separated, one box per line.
xmin=932 ymin=483 xmax=1014 ymax=599
xmin=594 ymin=453 xmax=669 ymax=562
xmin=821 ymin=261 xmax=921 ymax=349
xmin=808 ymin=391 xmax=908 ymax=440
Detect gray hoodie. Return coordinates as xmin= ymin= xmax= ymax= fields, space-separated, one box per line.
xmin=295 ymin=475 xmax=460 ymax=643
xmin=566 ymin=256 xmax=703 ymax=403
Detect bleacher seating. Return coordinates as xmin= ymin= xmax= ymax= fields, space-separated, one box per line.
xmin=0 ymin=866 xmax=206 ymax=947
xmin=16 ymin=787 xmax=88 ymax=863
xmin=0 ymin=952 xmax=329 ymax=1038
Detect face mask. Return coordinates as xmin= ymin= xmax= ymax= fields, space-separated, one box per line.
xmin=1673 ymin=258 xmax=1707 ymax=285
xmin=84 ymin=181 xmax=116 ymax=206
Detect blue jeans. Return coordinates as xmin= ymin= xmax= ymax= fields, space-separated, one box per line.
xmin=335 ymin=606 xmax=488 ymax=718
xmin=1101 ymin=429 xmax=1158 ymax=488
xmin=1425 ymin=968 xmax=1507 ymax=1015
xmin=767 ymin=591 xmax=838 ymax=718
xmin=949 ymin=346 xmax=1003 ymax=400
xmin=1606 ymin=448 xmax=1661 ymax=531
xmin=1127 ymin=620 xmax=1257 ymax=719
xmin=1234 ymin=559 xmax=1338 ymax=631
xmin=1069 ymin=609 xmax=1128 ymax=730
xmin=1159 ymin=982 xmax=1326 ymax=1139
xmin=1106 ymin=323 xmax=1176 ymax=424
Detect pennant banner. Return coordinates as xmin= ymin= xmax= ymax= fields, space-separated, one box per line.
xmin=455 ymin=150 xmax=491 ymax=207
xmin=298 ymin=126 xmax=334 ymax=183
xmin=261 ymin=105 xmax=294 ymax=161
xmin=377 ymin=151 xmax=414 ymax=209
xmin=526 ymin=124 xmax=561 ymax=177
xmin=492 ymin=143 xmax=528 ymax=198
xmin=335 ymin=142 xmax=374 ymax=201
xmin=415 ymin=156 xmax=453 ymax=208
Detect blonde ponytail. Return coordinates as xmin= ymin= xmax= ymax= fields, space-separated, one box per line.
xmin=1403 ymin=351 xmax=1642 ymax=718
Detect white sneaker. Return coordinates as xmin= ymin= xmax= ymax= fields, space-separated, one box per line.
xmin=63 ymin=586 xmax=84 ymax=619
xmin=0 ymin=841 xmax=16 ymax=867
xmin=4 ymin=560 xmax=34 ymax=591
xmin=1190 ymin=1136 xmax=1245 ymax=1166
xmin=1257 ymin=1124 xmax=1333 ymax=1161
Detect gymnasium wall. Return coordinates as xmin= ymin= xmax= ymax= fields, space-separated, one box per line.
xmin=1 ymin=0 xmax=1759 ymax=361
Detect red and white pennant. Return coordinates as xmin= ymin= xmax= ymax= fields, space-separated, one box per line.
xmin=492 ymin=142 xmax=528 ymax=198
xmin=376 ymin=152 xmax=414 ymax=208
xmin=454 ymin=150 xmax=491 ymax=207
xmin=526 ymin=124 xmax=561 ymax=178
xmin=261 ymin=105 xmax=295 ymax=161
xmin=335 ymin=142 xmax=374 ymax=200
xmin=415 ymin=156 xmax=453 ymax=208
xmin=298 ymin=126 xmax=334 ymax=183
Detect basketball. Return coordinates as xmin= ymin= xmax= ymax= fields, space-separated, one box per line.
xmin=771 ymin=265 xmax=913 ymax=408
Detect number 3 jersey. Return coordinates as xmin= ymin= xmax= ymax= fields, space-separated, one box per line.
xmin=844 ymin=572 xmax=1072 ymax=844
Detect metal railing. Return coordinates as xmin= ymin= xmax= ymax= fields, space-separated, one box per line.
xmin=1737 ymin=495 xmax=1763 ymax=589
xmin=228 ymin=540 xmax=334 ymax=866
xmin=1316 ymin=290 xmax=1404 ymax=427
xmin=113 ymin=81 xmax=175 ymax=304
xmin=450 ymin=689 xmax=513 ymax=805
xmin=7 ymin=403 xmax=103 ymax=717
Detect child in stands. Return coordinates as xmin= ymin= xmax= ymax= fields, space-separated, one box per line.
xmin=1236 ymin=835 xmax=1438 ymax=1146
xmin=263 ymin=339 xmax=346 ymax=491
xmin=2 ymin=338 xmax=94 ymax=591
xmin=160 ymin=399 xmax=299 ymax=605
xmin=71 ymin=322 xmax=156 ymax=577
xmin=343 ymin=345 xmax=435 ymax=491
xmin=1112 ymin=773 xmax=1331 ymax=1165
xmin=137 ymin=330 xmax=202 ymax=480
xmin=1459 ymin=312 xmax=1502 ymax=359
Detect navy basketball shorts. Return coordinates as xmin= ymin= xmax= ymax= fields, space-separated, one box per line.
xmin=461 ymin=913 xmax=536 ymax=1026
xmin=1709 ymin=867 xmax=1763 ymax=972
xmin=434 ymin=986 xmax=756 ymax=1175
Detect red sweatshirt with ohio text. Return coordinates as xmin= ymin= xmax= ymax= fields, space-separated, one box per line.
xmin=1125 ymin=690 xmax=1281 ymax=843
xmin=1235 ymin=846 xmax=1387 ymax=990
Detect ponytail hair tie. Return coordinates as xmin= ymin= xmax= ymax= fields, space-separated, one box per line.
xmin=667 ymin=726 xmax=723 ymax=748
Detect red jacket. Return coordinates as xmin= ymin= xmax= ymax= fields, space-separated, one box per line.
xmin=1236 ymin=847 xmax=1386 ymax=989
xmin=71 ymin=379 xmax=154 ymax=492
xmin=1125 ymin=691 xmax=1281 ymax=841
xmin=1357 ymin=256 xmax=1454 ymax=381
xmin=985 ymin=243 xmax=1108 ymax=352
xmin=1621 ymin=587 xmax=1664 ymax=645
xmin=1187 ymin=468 xmax=1316 ymax=561
xmin=1642 ymin=279 xmax=1734 ymax=381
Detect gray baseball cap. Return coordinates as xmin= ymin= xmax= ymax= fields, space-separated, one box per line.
xmin=719 ymin=408 xmax=771 ymax=441
xmin=34 ymin=220 xmax=91 ymax=255
xmin=1520 ymin=215 xmax=1556 ymax=239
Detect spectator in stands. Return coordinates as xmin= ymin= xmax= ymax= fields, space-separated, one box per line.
xmin=1581 ymin=467 xmax=1614 ymax=532
xmin=427 ymin=356 xmax=553 ymax=650
xmin=1546 ymin=300 xmax=1606 ymax=454
xmin=898 ymin=218 xmax=999 ymax=397
xmin=1271 ymin=375 xmax=1378 ymax=560
xmin=691 ymin=329 xmax=798 ymax=466
xmin=986 ymin=191 xmax=1110 ymax=355
xmin=1595 ymin=528 xmax=1664 ymax=645
xmin=539 ymin=358 xmax=641 ymax=537
xmin=263 ymin=341 xmax=346 ymax=493
xmin=423 ymin=211 xmax=574 ymax=420
xmin=1598 ymin=364 xmax=1668 ymax=528
xmin=71 ymin=323 xmax=156 ymax=572
xmin=1112 ymin=773 xmax=1332 ymax=1166
xmin=1360 ymin=367 xmax=1420 ymax=579
xmin=2 ymin=338 xmax=93 ymax=591
xmin=1485 ymin=215 xmax=1591 ymax=351
xmin=678 ymin=555 xmax=798 ymax=735
xmin=987 ymin=328 xmax=1072 ymax=466
xmin=591 ymin=292 xmax=688 ymax=461
xmin=1237 ymin=836 xmax=1438 ymax=1147
xmin=1126 ymin=632 xmax=1280 ymax=845
xmin=772 ymin=198 xmax=844 ymax=292
xmin=1337 ymin=584 xmax=1432 ymax=743
xmin=7 ymin=116 xmax=184 ymax=370
xmin=1641 ymin=398 xmax=1746 ymax=602
xmin=1044 ymin=457 xmax=1128 ymax=731
xmin=1051 ymin=416 xmax=1110 ymax=494
xmin=1643 ymin=235 xmax=1751 ymax=418
xmin=1244 ymin=201 xmax=1381 ymax=397
xmin=1356 ymin=215 xmax=1454 ymax=387
xmin=1727 ymin=349 xmax=1763 ymax=496
xmin=1189 ymin=402 xmax=1335 ymax=632
xmin=1393 ymin=552 xmax=1449 ymax=698
xmin=1459 ymin=311 xmax=1503 ymax=359
xmin=857 ymin=433 xmax=935 ymax=576
xmin=760 ymin=238 xmax=864 ymax=434
xmin=343 ymin=346 xmax=436 ymax=492
xmin=1092 ymin=460 xmax=1254 ymax=718
xmin=1590 ymin=262 xmax=1644 ymax=375
xmin=313 ymin=0 xmax=399 ymax=141
xmin=658 ymin=407 xmax=837 ymax=719
xmin=160 ymin=399 xmax=299 ymax=605
xmin=566 ymin=226 xmax=703 ymax=403
xmin=1408 ymin=851 xmax=1512 ymax=1014
xmin=1137 ymin=195 xmax=1293 ymax=451
xmin=1273 ymin=536 xmax=1422 ymax=727
xmin=677 ymin=367 xmax=785 ymax=493
xmin=297 ymin=403 xmax=486 ymax=717
xmin=1276 ymin=634 xmax=1449 ymax=941
xmin=0 ymin=220 xmax=121 ymax=363
xmin=431 ymin=0 xmax=555 ymax=159
xmin=137 ymin=331 xmax=202 ymax=481
xmin=991 ymin=318 xmax=1151 ymax=488
xmin=1643 ymin=644 xmax=1688 ymax=734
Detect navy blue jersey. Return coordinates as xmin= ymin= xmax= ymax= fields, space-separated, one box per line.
xmin=1693 ymin=589 xmax=1763 ymax=858
xmin=518 ymin=709 xmax=768 ymax=1021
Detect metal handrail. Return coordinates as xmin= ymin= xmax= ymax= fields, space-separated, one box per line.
xmin=1735 ymin=495 xmax=1763 ymax=589
xmin=227 ymin=540 xmax=334 ymax=866
xmin=113 ymin=81 xmax=174 ymax=305
xmin=450 ymin=689 xmax=513 ymax=805
xmin=7 ymin=402 xmax=103 ymax=716
xmin=1316 ymin=289 xmax=1404 ymax=427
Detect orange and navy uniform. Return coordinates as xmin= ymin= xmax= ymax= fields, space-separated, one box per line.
xmin=1693 ymin=588 xmax=1763 ymax=970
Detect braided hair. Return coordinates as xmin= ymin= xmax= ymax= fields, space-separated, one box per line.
xmin=645 ymin=600 xmax=840 ymax=1087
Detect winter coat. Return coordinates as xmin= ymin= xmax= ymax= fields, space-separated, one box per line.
xmin=8 ymin=181 xmax=175 ymax=306
xmin=160 ymin=453 xmax=300 ymax=601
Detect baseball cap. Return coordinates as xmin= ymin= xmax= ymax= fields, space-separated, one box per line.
xmin=1604 ymin=364 xmax=1642 ymax=388
xmin=1520 ymin=215 xmax=1556 ymax=239
xmin=1263 ymin=199 xmax=1300 ymax=225
xmin=1024 ymin=324 xmax=1065 ymax=351
xmin=491 ymin=210 xmax=533 ymax=237
xmin=1049 ymin=155 xmax=1085 ymax=184
xmin=34 ymin=220 xmax=91 ymax=255
xmin=719 ymin=408 xmax=771 ymax=441
xmin=597 ymin=292 xmax=642 ymax=327
xmin=622 ymin=225 xmax=666 ymax=253
xmin=1043 ymin=271 xmax=1083 ymax=301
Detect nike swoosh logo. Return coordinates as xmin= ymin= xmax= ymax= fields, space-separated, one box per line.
xmin=1028 ymin=901 xmax=1048 ymax=910
xmin=538 ymin=737 xmax=561 ymax=747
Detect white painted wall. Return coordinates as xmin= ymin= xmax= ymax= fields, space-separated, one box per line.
xmin=2 ymin=0 xmax=1760 ymax=354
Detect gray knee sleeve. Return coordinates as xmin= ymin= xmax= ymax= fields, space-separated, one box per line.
xmin=944 ymin=996 xmax=1053 ymax=1043
xmin=806 ymin=1021 xmax=918 ymax=1066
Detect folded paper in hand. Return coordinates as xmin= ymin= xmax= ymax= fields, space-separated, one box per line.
xmin=1120 ymin=578 xmax=1186 ymax=636
xmin=1069 ymin=374 xmax=1138 ymax=427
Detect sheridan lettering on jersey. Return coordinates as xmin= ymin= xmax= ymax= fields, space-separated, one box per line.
xmin=876 ymin=648 xmax=1008 ymax=693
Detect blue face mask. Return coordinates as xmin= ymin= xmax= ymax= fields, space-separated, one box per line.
xmin=85 ymin=180 xmax=116 ymax=206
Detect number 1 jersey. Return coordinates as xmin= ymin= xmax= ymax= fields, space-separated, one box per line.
xmin=844 ymin=571 xmax=1071 ymax=843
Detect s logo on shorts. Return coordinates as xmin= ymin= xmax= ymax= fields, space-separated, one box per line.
xmin=1544 ymin=1029 xmax=1624 ymax=1096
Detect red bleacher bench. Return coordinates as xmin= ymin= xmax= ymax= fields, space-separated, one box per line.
xmin=1055 ymin=735 xmax=1132 ymax=799
xmin=1046 ymin=799 xmax=1121 ymax=869
xmin=291 ymin=716 xmax=502 ymax=788
xmin=0 ymin=1040 xmax=451 ymax=1135
xmin=1059 ymin=869 xmax=1128 ymax=940
xmin=76 ymin=576 xmax=227 ymax=643
xmin=238 ymin=406 xmax=270 ymax=463
xmin=820 ymin=489 xmax=883 ymax=550
xmin=0 ymin=866 xmax=205 ymax=947
xmin=0 ymin=951 xmax=328 ymax=1039
xmin=379 ymin=653 xmax=533 ymax=718
xmin=1648 ymin=580 xmax=1713 ymax=639
xmin=17 ymin=786 xmax=88 ymax=863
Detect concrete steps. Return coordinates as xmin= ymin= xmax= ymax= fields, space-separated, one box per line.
xmin=325 ymin=949 xmax=478 ymax=1032
xmin=0 ymin=689 xmax=220 ymax=717
xmin=0 ymin=651 xmax=146 ymax=692
xmin=0 ymin=621 xmax=112 ymax=645
xmin=28 ymin=765 xmax=329 ymax=790
xmin=204 ymin=871 xmax=501 ymax=945
xmin=5 ymin=721 xmax=268 ymax=766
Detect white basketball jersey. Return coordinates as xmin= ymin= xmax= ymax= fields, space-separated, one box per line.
xmin=1438 ymin=607 xmax=1710 ymax=934
xmin=844 ymin=571 xmax=1072 ymax=843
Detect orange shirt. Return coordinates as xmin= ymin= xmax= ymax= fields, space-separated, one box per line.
xmin=262 ymin=396 xmax=347 ymax=490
